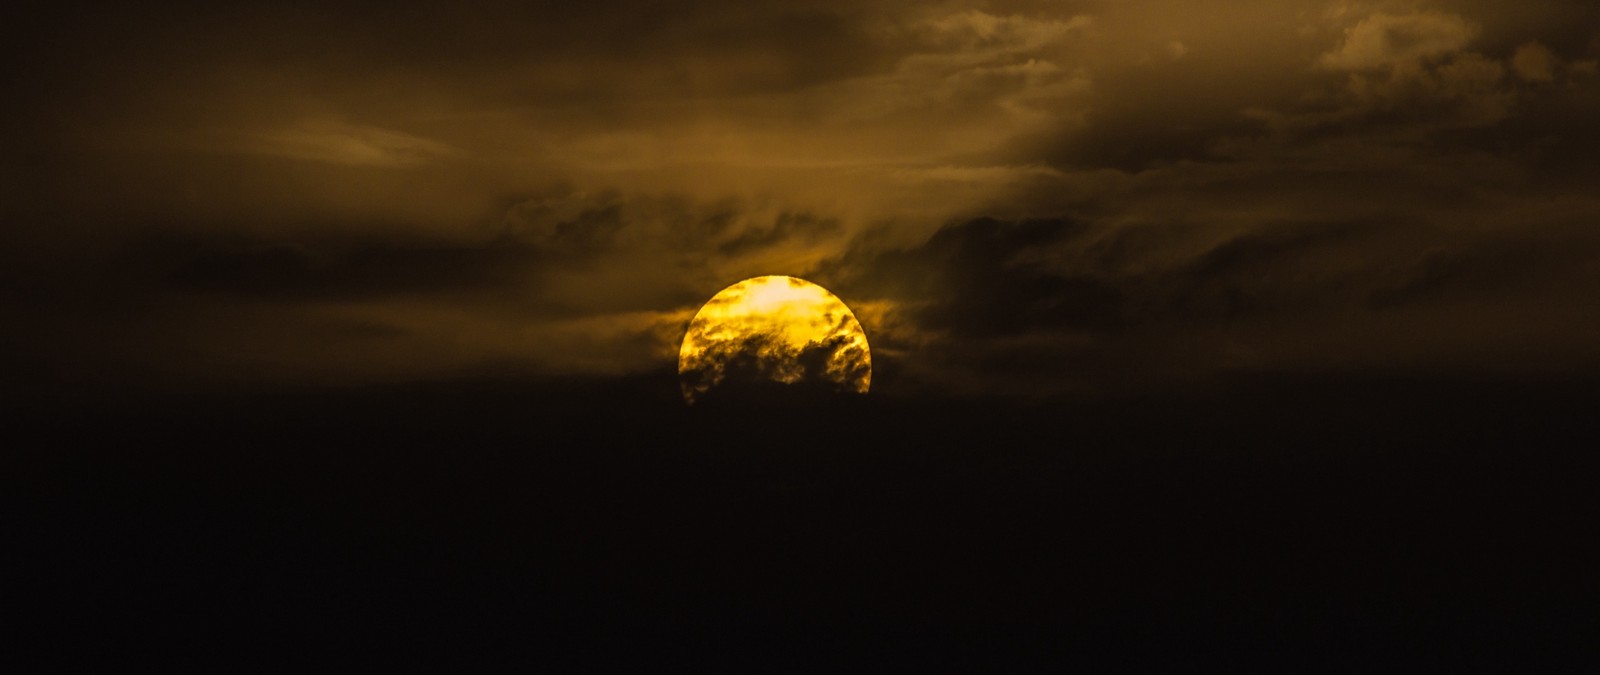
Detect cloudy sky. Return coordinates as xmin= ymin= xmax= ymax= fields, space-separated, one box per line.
xmin=6 ymin=0 xmax=1599 ymax=399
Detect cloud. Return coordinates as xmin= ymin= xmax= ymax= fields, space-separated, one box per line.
xmin=679 ymin=331 xmax=869 ymax=404
xmin=230 ymin=123 xmax=460 ymax=167
xmin=915 ymin=10 xmax=1092 ymax=56
xmin=816 ymin=177 xmax=1600 ymax=395
xmin=150 ymin=233 xmax=537 ymax=301
xmin=827 ymin=217 xmax=1121 ymax=337
xmin=1342 ymin=52 xmax=1514 ymax=130
xmin=500 ymin=192 xmax=842 ymax=261
xmin=1512 ymin=41 xmax=1560 ymax=82
xmin=1319 ymin=11 xmax=1477 ymax=71
xmin=7 ymin=0 xmax=1600 ymax=397
xmin=0 ymin=186 xmax=874 ymax=391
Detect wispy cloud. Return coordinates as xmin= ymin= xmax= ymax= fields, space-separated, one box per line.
xmin=228 ymin=122 xmax=460 ymax=167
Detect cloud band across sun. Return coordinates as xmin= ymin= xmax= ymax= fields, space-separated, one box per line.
xmin=678 ymin=276 xmax=871 ymax=404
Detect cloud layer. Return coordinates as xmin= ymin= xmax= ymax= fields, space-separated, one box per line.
xmin=4 ymin=0 xmax=1599 ymax=398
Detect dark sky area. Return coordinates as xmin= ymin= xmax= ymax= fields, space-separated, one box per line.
xmin=4 ymin=1 xmax=1599 ymax=670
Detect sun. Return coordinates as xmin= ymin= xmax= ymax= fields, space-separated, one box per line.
xmin=678 ymin=276 xmax=871 ymax=404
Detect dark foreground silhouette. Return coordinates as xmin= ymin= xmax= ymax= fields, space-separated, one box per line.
xmin=6 ymin=373 xmax=1598 ymax=670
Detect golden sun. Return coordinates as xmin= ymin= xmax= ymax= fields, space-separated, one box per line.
xmin=678 ymin=276 xmax=871 ymax=404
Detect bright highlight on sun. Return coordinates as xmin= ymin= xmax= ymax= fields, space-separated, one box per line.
xmin=678 ymin=276 xmax=871 ymax=404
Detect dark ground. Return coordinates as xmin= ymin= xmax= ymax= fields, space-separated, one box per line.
xmin=5 ymin=372 xmax=1598 ymax=671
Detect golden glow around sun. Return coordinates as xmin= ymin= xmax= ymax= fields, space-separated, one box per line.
xmin=678 ymin=276 xmax=871 ymax=404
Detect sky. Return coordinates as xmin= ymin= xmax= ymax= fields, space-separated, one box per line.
xmin=7 ymin=2 xmax=1600 ymax=667
xmin=6 ymin=0 xmax=1600 ymax=401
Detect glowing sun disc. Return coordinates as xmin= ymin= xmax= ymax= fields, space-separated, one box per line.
xmin=678 ymin=276 xmax=871 ymax=404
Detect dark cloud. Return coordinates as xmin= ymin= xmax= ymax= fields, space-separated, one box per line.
xmin=5 ymin=0 xmax=1600 ymax=397
xmin=827 ymin=217 xmax=1124 ymax=337
xmin=822 ymin=199 xmax=1600 ymax=396
xmin=153 ymin=234 xmax=538 ymax=302
xmin=9 ymin=1 xmax=901 ymax=95
xmin=681 ymin=331 xmax=870 ymax=405
xmin=501 ymin=192 xmax=841 ymax=261
xmin=831 ymin=215 xmax=1375 ymax=337
xmin=0 ymin=184 xmax=876 ymax=392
